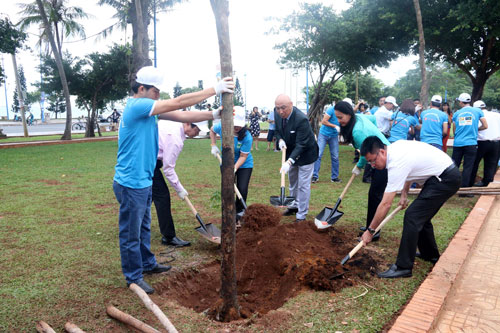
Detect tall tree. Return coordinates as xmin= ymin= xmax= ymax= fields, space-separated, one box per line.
xmin=36 ymin=0 xmax=73 ymax=140
xmin=173 ymin=82 xmax=182 ymax=97
xmin=233 ymin=77 xmax=243 ymax=107
xmin=413 ymin=0 xmax=429 ymax=107
xmin=349 ymin=0 xmax=500 ymax=102
xmin=97 ymin=0 xmax=183 ymax=81
xmin=341 ymin=73 xmax=384 ymax=106
xmin=210 ymin=0 xmax=239 ymax=322
xmin=12 ymin=66 xmax=29 ymax=114
xmin=195 ymin=80 xmax=207 ymax=110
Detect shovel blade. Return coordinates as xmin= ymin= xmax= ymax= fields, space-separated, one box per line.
xmin=194 ymin=223 xmax=221 ymax=244
xmin=270 ymin=195 xmax=295 ymax=207
xmin=314 ymin=207 xmax=344 ymax=229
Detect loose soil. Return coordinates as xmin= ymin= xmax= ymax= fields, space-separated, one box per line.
xmin=156 ymin=204 xmax=380 ymax=321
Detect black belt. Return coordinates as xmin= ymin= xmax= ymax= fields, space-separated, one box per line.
xmin=439 ymin=164 xmax=456 ymax=177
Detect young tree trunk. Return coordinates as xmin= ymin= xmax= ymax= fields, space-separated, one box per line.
xmin=130 ymin=0 xmax=152 ymax=82
xmin=11 ymin=53 xmax=28 ymax=137
xmin=36 ymin=0 xmax=72 ymax=140
xmin=413 ymin=0 xmax=429 ymax=108
xmin=471 ymin=72 xmax=488 ymax=102
xmin=210 ymin=0 xmax=240 ymax=322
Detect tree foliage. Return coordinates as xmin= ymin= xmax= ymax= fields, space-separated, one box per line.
xmin=12 ymin=66 xmax=28 ymax=114
xmin=0 ymin=17 xmax=26 ymax=82
xmin=233 ymin=77 xmax=243 ymax=107
xmin=340 ymin=73 xmax=384 ymax=106
xmin=173 ymin=82 xmax=182 ymax=98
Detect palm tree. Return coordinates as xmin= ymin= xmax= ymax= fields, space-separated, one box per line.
xmin=17 ymin=0 xmax=89 ymax=58
xmin=97 ymin=0 xmax=183 ymax=80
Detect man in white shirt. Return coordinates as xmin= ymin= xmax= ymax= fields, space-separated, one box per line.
xmin=471 ymin=100 xmax=500 ymax=187
xmin=152 ymin=119 xmax=210 ymax=247
xmin=359 ymin=136 xmax=460 ymax=278
xmin=375 ymin=96 xmax=396 ymax=137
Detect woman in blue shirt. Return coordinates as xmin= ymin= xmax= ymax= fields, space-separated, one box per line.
xmin=388 ymin=99 xmax=420 ymax=143
xmin=210 ymin=106 xmax=254 ymax=216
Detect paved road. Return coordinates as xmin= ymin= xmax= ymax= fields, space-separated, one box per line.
xmin=0 ymin=121 xmax=110 ymax=137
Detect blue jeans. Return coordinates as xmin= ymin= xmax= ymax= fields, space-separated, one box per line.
xmin=313 ymin=133 xmax=339 ymax=180
xmin=113 ymin=181 xmax=157 ymax=284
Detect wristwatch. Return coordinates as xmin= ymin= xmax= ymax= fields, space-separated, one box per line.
xmin=367 ymin=227 xmax=376 ymax=235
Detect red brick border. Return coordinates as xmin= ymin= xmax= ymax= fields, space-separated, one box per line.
xmin=389 ymin=174 xmax=499 ymax=332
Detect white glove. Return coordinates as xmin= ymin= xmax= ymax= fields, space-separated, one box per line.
xmin=211 ymin=145 xmax=220 ymax=157
xmin=176 ymin=189 xmax=188 ymax=200
xmin=212 ymin=108 xmax=221 ymax=120
xmin=214 ymin=77 xmax=234 ymax=95
xmin=280 ymin=160 xmax=292 ymax=174
xmin=352 ymin=165 xmax=361 ymax=176
xmin=278 ymin=139 xmax=287 ymax=150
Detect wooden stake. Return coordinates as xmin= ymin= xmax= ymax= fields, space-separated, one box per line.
xmin=106 ymin=305 xmax=160 ymax=333
xmin=129 ymin=283 xmax=178 ymax=333
xmin=35 ymin=321 xmax=56 ymax=333
xmin=64 ymin=322 xmax=86 ymax=333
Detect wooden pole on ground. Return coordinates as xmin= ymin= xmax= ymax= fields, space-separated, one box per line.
xmin=210 ymin=0 xmax=240 ymax=322
xmin=106 ymin=305 xmax=160 ymax=333
xmin=64 ymin=322 xmax=86 ymax=333
xmin=129 ymin=283 xmax=178 ymax=333
xmin=35 ymin=321 xmax=56 ymax=333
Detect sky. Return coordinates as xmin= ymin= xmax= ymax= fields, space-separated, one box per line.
xmin=0 ymin=0 xmax=417 ymax=118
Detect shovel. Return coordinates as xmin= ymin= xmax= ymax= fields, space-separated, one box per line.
xmin=184 ymin=196 xmax=221 ymax=244
xmin=341 ymin=205 xmax=403 ymax=265
xmin=270 ymin=147 xmax=296 ymax=207
xmin=215 ymin=153 xmax=248 ymax=219
xmin=314 ymin=173 xmax=357 ymax=230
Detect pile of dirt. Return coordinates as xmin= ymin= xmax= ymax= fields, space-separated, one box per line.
xmin=156 ymin=204 xmax=379 ymax=319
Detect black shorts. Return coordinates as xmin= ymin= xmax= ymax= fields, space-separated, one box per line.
xmin=267 ymin=130 xmax=275 ymax=142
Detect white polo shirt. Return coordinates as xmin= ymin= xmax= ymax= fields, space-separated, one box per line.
xmin=374 ymin=105 xmax=393 ymax=134
xmin=478 ymin=110 xmax=500 ymax=141
xmin=385 ymin=140 xmax=454 ymax=193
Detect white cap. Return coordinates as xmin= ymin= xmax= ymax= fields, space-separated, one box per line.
xmin=135 ymin=66 xmax=164 ymax=90
xmin=431 ymin=95 xmax=442 ymax=103
xmin=192 ymin=120 xmax=210 ymax=133
xmin=456 ymin=93 xmax=471 ymax=103
xmin=342 ymin=97 xmax=354 ymax=107
xmin=385 ymin=96 xmax=398 ymax=107
xmin=233 ymin=106 xmax=246 ymax=127
xmin=473 ymin=100 xmax=486 ymax=109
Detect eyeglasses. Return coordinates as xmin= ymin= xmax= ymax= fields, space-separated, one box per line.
xmin=367 ymin=151 xmax=380 ymax=166
xmin=276 ymin=105 xmax=288 ymax=111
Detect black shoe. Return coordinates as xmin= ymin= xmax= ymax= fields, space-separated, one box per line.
xmin=331 ymin=178 xmax=342 ymax=183
xmin=311 ymin=177 xmax=318 ymax=183
xmin=127 ymin=279 xmax=154 ymax=294
xmin=144 ymin=264 xmax=172 ymax=275
xmin=282 ymin=208 xmax=298 ymax=216
xmin=377 ymin=264 xmax=412 ymax=279
xmin=458 ymin=194 xmax=474 ymax=198
xmin=473 ymin=181 xmax=486 ymax=187
xmin=295 ymin=218 xmax=305 ymax=223
xmin=415 ymin=252 xmax=439 ymax=264
xmin=162 ymin=236 xmax=191 ymax=247
xmin=359 ymin=226 xmax=367 ymax=232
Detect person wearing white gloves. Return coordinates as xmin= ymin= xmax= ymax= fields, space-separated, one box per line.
xmin=152 ymin=119 xmax=210 ymax=247
xmin=113 ymin=66 xmax=233 ymax=294
xmin=334 ymin=101 xmax=390 ymax=240
xmin=275 ymin=94 xmax=318 ymax=222
xmin=210 ymin=106 xmax=254 ymax=217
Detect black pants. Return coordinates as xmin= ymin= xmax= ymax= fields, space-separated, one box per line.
xmin=152 ymin=160 xmax=176 ymax=239
xmin=471 ymin=141 xmax=500 ymax=186
xmin=452 ymin=145 xmax=478 ymax=187
xmin=366 ymin=168 xmax=388 ymax=229
xmin=235 ymin=168 xmax=252 ymax=213
xmin=396 ymin=165 xmax=461 ymax=269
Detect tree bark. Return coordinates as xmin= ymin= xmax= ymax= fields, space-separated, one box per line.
xmin=11 ymin=53 xmax=28 ymax=137
xmin=130 ymin=0 xmax=152 ymax=82
xmin=36 ymin=0 xmax=72 ymax=140
xmin=210 ymin=0 xmax=240 ymax=322
xmin=413 ymin=0 xmax=429 ymax=108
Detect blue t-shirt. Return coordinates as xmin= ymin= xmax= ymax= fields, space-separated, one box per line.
xmin=370 ymin=106 xmax=379 ymax=115
xmin=388 ymin=111 xmax=418 ymax=143
xmin=114 ymin=98 xmax=158 ymax=189
xmin=319 ymin=106 xmax=339 ymax=137
xmin=268 ymin=111 xmax=276 ymax=130
xmin=213 ymin=123 xmax=254 ymax=168
xmin=452 ymin=106 xmax=484 ymax=147
xmin=420 ymin=108 xmax=448 ymax=146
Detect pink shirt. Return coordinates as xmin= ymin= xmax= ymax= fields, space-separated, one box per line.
xmin=157 ymin=120 xmax=186 ymax=194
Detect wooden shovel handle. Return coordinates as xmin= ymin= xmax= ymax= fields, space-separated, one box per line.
xmin=183 ymin=196 xmax=197 ymax=216
xmin=339 ymin=173 xmax=356 ymax=200
xmin=280 ymin=147 xmax=287 ymax=187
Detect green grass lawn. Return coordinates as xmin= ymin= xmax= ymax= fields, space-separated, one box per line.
xmin=0 ymin=138 xmax=476 ymax=332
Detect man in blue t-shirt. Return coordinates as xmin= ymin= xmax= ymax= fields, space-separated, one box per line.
xmin=370 ymin=96 xmax=386 ymax=115
xmin=113 ymin=66 xmax=234 ymax=294
xmin=452 ymin=92 xmax=488 ymax=189
xmin=420 ymin=95 xmax=449 ymax=150
xmin=312 ymin=105 xmax=341 ymax=183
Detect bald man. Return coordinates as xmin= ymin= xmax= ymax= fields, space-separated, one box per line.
xmin=274 ymin=94 xmax=319 ymax=222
